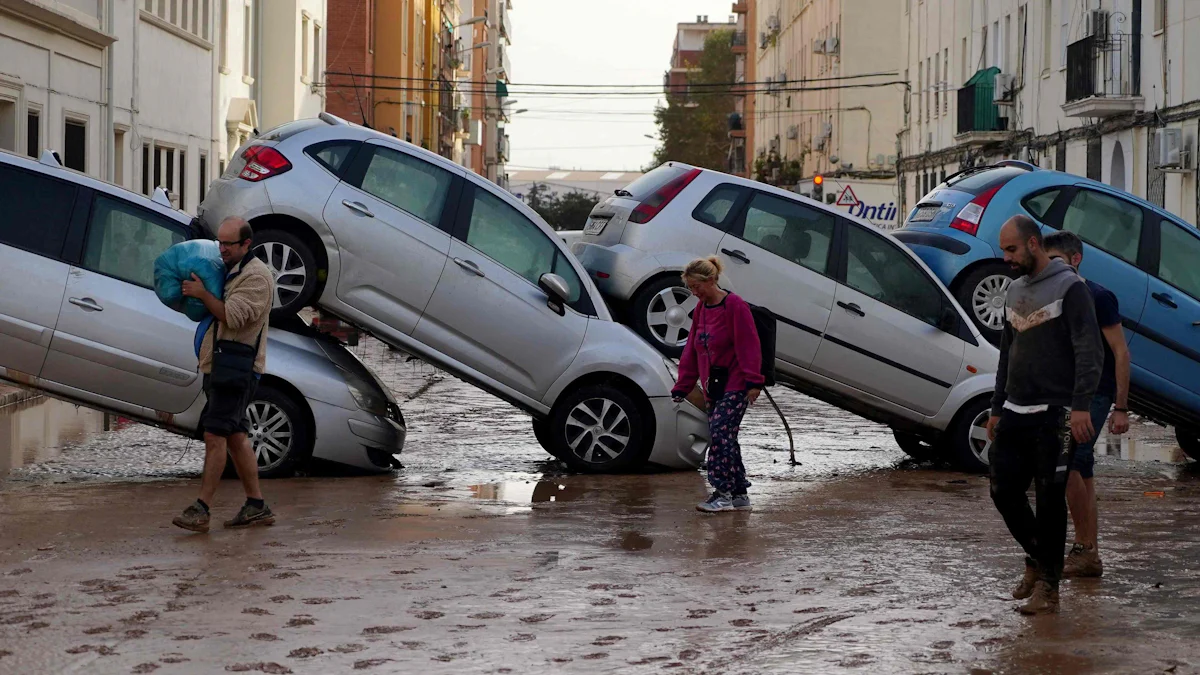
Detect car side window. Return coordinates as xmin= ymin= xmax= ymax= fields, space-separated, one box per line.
xmin=305 ymin=141 xmax=359 ymax=176
xmin=358 ymin=146 xmax=453 ymax=226
xmin=1158 ymin=220 xmax=1200 ymax=301
xmin=1022 ymin=188 xmax=1061 ymax=220
xmin=1061 ymin=189 xmax=1142 ymax=264
xmin=740 ymin=192 xmax=835 ymax=274
xmin=693 ymin=186 xmax=743 ymax=227
xmin=82 ymin=195 xmax=187 ymax=288
xmin=465 ymin=187 xmax=590 ymax=313
xmin=0 ymin=163 xmax=77 ymax=258
xmin=845 ymin=226 xmax=946 ymax=327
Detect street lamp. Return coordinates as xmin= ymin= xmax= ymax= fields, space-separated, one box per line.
xmin=452 ymin=16 xmax=486 ymax=28
xmin=459 ymin=41 xmax=491 ymax=52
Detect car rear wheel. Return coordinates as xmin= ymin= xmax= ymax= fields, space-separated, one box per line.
xmin=947 ymin=398 xmax=993 ymax=473
xmin=253 ymin=229 xmax=318 ymax=320
xmin=547 ymin=384 xmax=652 ymax=473
xmin=630 ymin=276 xmax=697 ymax=358
xmin=955 ymin=265 xmax=1017 ymax=346
xmin=224 ymin=383 xmax=313 ymax=479
xmin=1177 ymin=425 xmax=1200 ymax=461
xmin=892 ymin=430 xmax=939 ymax=462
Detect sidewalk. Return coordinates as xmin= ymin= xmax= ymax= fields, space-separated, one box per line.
xmin=0 ymin=384 xmax=40 ymax=408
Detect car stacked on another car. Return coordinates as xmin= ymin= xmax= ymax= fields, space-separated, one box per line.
xmin=897 ymin=162 xmax=1200 ymax=460
xmin=0 ymin=148 xmax=405 ymax=477
xmin=567 ymin=162 xmax=1001 ymax=471
xmin=197 ymin=113 xmax=710 ymax=474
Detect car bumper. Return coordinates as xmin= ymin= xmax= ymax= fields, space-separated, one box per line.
xmin=646 ymin=397 xmax=710 ymax=470
xmin=310 ymin=399 xmax=406 ymax=472
xmin=571 ymin=242 xmax=661 ymax=302
xmin=895 ymin=227 xmax=995 ymax=286
xmin=196 ymin=177 xmax=275 ymax=235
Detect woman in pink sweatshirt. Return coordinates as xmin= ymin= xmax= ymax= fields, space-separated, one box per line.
xmin=671 ymin=256 xmax=763 ymax=513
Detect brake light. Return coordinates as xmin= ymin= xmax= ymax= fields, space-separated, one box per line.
xmin=238 ymin=145 xmax=292 ymax=182
xmin=629 ymin=168 xmax=702 ymax=224
xmin=949 ymin=183 xmax=1003 ymax=237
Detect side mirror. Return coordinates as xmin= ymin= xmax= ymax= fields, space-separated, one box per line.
xmin=538 ymin=273 xmax=570 ymax=316
xmin=937 ymin=304 xmax=959 ymax=334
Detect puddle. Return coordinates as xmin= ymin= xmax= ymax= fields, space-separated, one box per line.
xmin=469 ymin=480 xmax=585 ymax=505
xmin=0 ymin=396 xmax=105 ymax=477
xmin=1096 ymin=436 xmax=1189 ymax=464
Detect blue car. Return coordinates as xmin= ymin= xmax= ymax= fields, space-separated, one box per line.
xmin=895 ymin=161 xmax=1200 ymax=459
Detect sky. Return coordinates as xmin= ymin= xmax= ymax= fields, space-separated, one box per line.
xmin=504 ymin=0 xmax=737 ymax=173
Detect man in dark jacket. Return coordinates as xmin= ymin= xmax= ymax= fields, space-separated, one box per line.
xmin=986 ymin=215 xmax=1104 ymax=615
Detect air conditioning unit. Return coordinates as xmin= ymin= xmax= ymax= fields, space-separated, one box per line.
xmin=825 ymin=36 xmax=840 ymax=55
xmin=766 ymin=14 xmax=781 ymax=33
xmin=1157 ymin=128 xmax=1191 ymax=170
xmin=812 ymin=38 xmax=826 ymax=54
xmin=768 ymin=137 xmax=780 ymax=153
xmin=821 ymin=122 xmax=833 ymax=140
xmin=994 ymin=73 xmax=1017 ymax=104
xmin=787 ymin=125 xmax=799 ymax=140
xmin=926 ymin=132 xmax=933 ymax=152
xmin=467 ymin=120 xmax=483 ymax=146
xmin=815 ymin=135 xmax=827 ymax=152
xmin=1087 ymin=10 xmax=1109 ymax=40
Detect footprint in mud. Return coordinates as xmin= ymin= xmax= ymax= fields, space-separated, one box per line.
xmin=263 ymin=542 xmax=286 ymax=548
xmin=837 ymin=653 xmax=875 ymax=668
xmin=122 ymin=611 xmax=158 ymax=625
xmin=132 ymin=663 xmax=160 ymax=673
xmin=272 ymin=572 xmax=300 ymax=580
xmin=0 ymin=591 xmax=18 ymax=599
xmin=330 ymin=644 xmax=366 ymax=654
xmin=7 ymin=569 xmax=31 ymax=577
xmin=119 ymin=572 xmax=157 ymax=581
xmin=238 ymin=584 xmax=265 ymax=591
xmin=581 ymin=653 xmax=608 ymax=660
xmin=794 ymin=607 xmax=829 ymax=615
xmin=251 ymin=563 xmax=277 ymax=572
xmin=592 ymin=636 xmax=625 ymax=646
xmin=398 ymin=642 xmax=425 ymax=650
xmin=730 ymin=619 xmax=754 ymax=627
xmin=510 ymin=634 xmax=536 ymax=642
xmin=549 ymin=657 xmax=573 ymax=664
xmin=587 ymin=584 xmax=633 ymax=591
xmin=308 ymin=519 xmax=346 ymax=527
xmin=269 ymin=596 xmax=292 ymax=603
xmin=453 ymin=624 xmax=486 ymax=630
xmin=125 ymin=630 xmax=148 ymax=639
xmin=931 ymin=640 xmax=955 ymax=650
xmin=468 ymin=612 xmax=504 ymax=620
xmin=66 ymin=645 xmax=119 ymax=656
xmin=687 ymin=609 xmax=716 ymax=619
xmin=972 ymin=637 xmax=1010 ymax=650
xmin=250 ymin=633 xmax=279 ymax=641
xmin=302 ymin=598 xmax=335 ymax=605
xmin=353 ymin=659 xmax=393 ymax=670
xmin=519 ymin=614 xmax=554 ymax=624
xmin=287 ymin=648 xmax=322 ymax=659
xmin=951 ymin=619 xmax=1000 ymax=629
xmin=0 ymin=615 xmax=34 ymax=626
xmin=83 ymin=626 xmax=111 ymax=635
xmin=679 ymin=649 xmax=701 ymax=661
xmin=224 ymin=663 xmax=292 ymax=674
xmin=243 ymin=608 xmax=271 ymax=616
xmin=0 ymin=650 xmax=11 ymax=659
xmin=285 ymin=616 xmax=315 ymax=628
xmin=411 ymin=611 xmax=444 ymax=620
xmin=361 ymin=626 xmax=413 ymax=635
xmin=28 ymin=622 xmax=50 ymax=631
xmin=160 ymin=655 xmax=190 ymax=665
xmin=174 ymin=635 xmax=205 ymax=641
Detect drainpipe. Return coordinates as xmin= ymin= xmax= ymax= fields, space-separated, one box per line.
xmin=105 ymin=0 xmax=115 ymax=181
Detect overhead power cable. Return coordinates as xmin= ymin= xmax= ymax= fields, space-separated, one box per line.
xmin=322 ymin=70 xmax=900 ymax=88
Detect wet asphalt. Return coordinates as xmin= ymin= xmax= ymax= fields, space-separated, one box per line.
xmin=1 ymin=338 xmax=1198 ymax=674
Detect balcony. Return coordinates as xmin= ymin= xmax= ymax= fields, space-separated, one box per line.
xmin=500 ymin=6 xmax=512 ymax=43
xmin=1062 ymin=34 xmax=1143 ymax=118
xmin=732 ymin=1 xmax=748 ymax=13
xmin=497 ymin=133 xmax=510 ymax=162
xmin=495 ymin=43 xmax=512 ymax=80
xmin=955 ymin=67 xmax=1009 ymax=146
xmin=731 ymin=30 xmax=747 ymax=55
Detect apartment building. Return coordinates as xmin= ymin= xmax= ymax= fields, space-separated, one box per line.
xmin=753 ymin=0 xmax=903 ymax=194
xmin=900 ymin=0 xmax=1200 ymax=225
xmin=666 ymin=15 xmax=736 ymax=99
xmin=461 ymin=0 xmax=512 ymax=185
xmin=731 ymin=0 xmax=756 ymax=177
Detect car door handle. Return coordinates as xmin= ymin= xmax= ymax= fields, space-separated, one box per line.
xmin=837 ymin=301 xmax=865 ymax=317
xmin=342 ymin=200 xmax=374 ymax=218
xmin=721 ymin=248 xmax=750 ymax=264
xmin=453 ymin=258 xmax=485 ymax=277
xmin=1152 ymin=292 xmax=1178 ymax=309
xmin=68 ymin=297 xmax=103 ymax=312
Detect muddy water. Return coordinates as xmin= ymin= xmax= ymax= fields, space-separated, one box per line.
xmin=0 ymin=396 xmax=103 ymax=477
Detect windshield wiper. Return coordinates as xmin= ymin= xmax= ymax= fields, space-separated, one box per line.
xmin=614 ymin=189 xmax=632 ymax=197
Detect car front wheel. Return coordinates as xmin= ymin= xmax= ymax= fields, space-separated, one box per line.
xmin=955 ymin=265 xmax=1017 ymax=346
xmin=243 ymin=383 xmax=313 ymax=478
xmin=253 ymin=229 xmax=318 ymax=320
xmin=1177 ymin=425 xmax=1200 ymax=461
xmin=546 ymin=384 xmax=653 ymax=473
xmin=948 ymin=398 xmax=993 ymax=473
xmin=892 ymin=430 xmax=939 ymax=462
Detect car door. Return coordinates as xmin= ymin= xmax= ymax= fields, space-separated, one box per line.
xmin=0 ymin=162 xmax=80 ymax=380
xmin=714 ymin=190 xmax=837 ymax=369
xmin=322 ymin=141 xmax=460 ymax=335
xmin=41 ymin=193 xmax=203 ymax=413
xmin=413 ymin=181 xmax=590 ymax=401
xmin=1130 ymin=217 xmax=1200 ymax=399
xmin=812 ymin=223 xmax=965 ymax=416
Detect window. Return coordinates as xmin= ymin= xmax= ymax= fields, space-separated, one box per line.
xmin=114 ymin=129 xmax=125 ymax=188
xmin=1003 ymin=14 xmax=1011 ymax=72
xmin=83 ymin=195 xmax=186 ymax=288
xmin=301 ymin=14 xmax=310 ymax=81
xmin=0 ymin=164 xmax=76 ymax=257
xmin=178 ymin=150 xmax=186 ymax=210
xmin=992 ymin=21 xmax=999 ymax=68
xmin=142 ymin=144 xmax=151 ymax=195
xmin=26 ymin=110 xmax=39 ymax=158
xmin=1158 ymin=221 xmax=1200 ymax=300
xmin=0 ymin=97 xmax=14 ymax=152
xmin=1060 ymin=190 xmax=1143 ymax=264
xmin=464 ymin=187 xmax=587 ymax=310
xmin=845 ymin=226 xmax=945 ymax=326
xmin=1022 ymin=189 xmax=1061 ymax=220
xmin=1043 ymin=0 xmax=1053 ymax=72
xmin=740 ymin=192 xmax=835 ymax=274
xmin=358 ymin=146 xmax=453 ymax=225
xmin=64 ymin=119 xmax=86 ymax=172
xmin=1155 ymin=0 xmax=1166 ymax=32
xmin=692 ymin=186 xmax=743 ymax=227
xmin=961 ymin=37 xmax=968 ymax=86
xmin=934 ymin=57 xmax=940 ymax=117
xmin=943 ymin=48 xmax=949 ymax=114
xmin=199 ymin=153 xmax=208 ymax=203
xmin=313 ymin=23 xmax=322 ymax=85
xmin=305 ymin=141 xmax=359 ymax=175
xmin=1060 ymin=21 xmax=1068 ymax=68
xmin=243 ymin=1 xmax=253 ymax=78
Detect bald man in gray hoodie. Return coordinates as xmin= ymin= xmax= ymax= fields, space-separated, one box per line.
xmin=986 ymin=215 xmax=1103 ymax=615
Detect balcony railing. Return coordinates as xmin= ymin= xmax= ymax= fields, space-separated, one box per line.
xmin=1066 ymin=33 xmax=1140 ymax=103
xmin=957 ymin=67 xmax=1005 ymax=135
xmin=731 ymin=31 xmax=747 ymax=52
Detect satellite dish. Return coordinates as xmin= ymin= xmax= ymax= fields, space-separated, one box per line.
xmin=829 ymin=155 xmax=840 ymax=164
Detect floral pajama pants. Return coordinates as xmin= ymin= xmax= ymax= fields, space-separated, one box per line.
xmin=706 ymin=390 xmax=751 ymax=495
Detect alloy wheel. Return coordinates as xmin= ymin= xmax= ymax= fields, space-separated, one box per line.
xmin=564 ymin=397 xmax=633 ymax=464
xmin=968 ymin=408 xmax=993 ymax=467
xmin=247 ymin=400 xmax=294 ymax=471
xmin=645 ymin=286 xmax=698 ymax=349
xmin=971 ymin=274 xmax=1012 ymax=331
xmin=254 ymin=241 xmax=309 ymax=310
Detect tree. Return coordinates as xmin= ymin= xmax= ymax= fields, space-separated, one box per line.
xmin=525 ymin=183 xmax=602 ymax=230
xmin=648 ymin=30 xmax=736 ymax=172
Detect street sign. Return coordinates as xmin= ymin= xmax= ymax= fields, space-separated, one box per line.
xmin=836 ymin=185 xmax=859 ymax=207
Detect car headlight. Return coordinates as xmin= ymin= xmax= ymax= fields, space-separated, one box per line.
xmin=345 ymin=372 xmax=389 ymax=416
xmin=663 ymin=357 xmax=679 ymax=381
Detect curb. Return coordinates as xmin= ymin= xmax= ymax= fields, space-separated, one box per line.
xmin=0 ymin=387 xmax=43 ymax=409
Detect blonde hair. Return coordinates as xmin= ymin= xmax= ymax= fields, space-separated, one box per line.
xmin=681 ymin=255 xmax=724 ymax=284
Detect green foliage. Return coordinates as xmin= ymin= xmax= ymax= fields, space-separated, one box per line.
xmin=525 ymin=183 xmax=602 ymax=230
xmin=647 ymin=30 xmax=736 ymax=173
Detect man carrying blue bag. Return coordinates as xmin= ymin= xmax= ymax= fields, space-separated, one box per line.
xmin=171 ymin=216 xmax=277 ymax=533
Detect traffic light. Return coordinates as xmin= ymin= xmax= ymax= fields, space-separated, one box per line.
xmin=812 ymin=174 xmax=824 ymax=202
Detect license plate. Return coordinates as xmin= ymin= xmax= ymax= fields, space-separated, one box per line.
xmin=909 ymin=206 xmax=940 ymax=222
xmin=583 ymin=218 xmax=608 ymax=235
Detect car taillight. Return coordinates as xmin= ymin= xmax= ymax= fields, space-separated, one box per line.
xmin=238 ymin=145 xmax=292 ymax=182
xmin=949 ymin=183 xmax=1003 ymax=237
xmin=629 ymin=168 xmax=702 ymax=224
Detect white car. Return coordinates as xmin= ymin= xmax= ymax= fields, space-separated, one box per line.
xmin=570 ymin=162 xmax=1001 ymax=470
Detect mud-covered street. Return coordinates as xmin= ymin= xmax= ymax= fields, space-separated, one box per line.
xmin=2 ymin=341 xmax=1198 ymax=674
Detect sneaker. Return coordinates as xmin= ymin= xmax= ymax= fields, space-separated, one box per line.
xmin=1063 ymin=543 xmax=1103 ymax=578
xmin=223 ymin=502 xmax=276 ymax=529
xmin=172 ymin=501 xmax=210 ymax=533
xmin=1012 ymin=563 xmax=1039 ymax=599
xmin=731 ymin=493 xmax=752 ymax=511
xmin=696 ymin=491 xmax=735 ymax=513
xmin=1017 ymin=580 xmax=1060 ymax=615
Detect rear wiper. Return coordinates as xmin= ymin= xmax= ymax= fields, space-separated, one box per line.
xmin=614 ymin=189 xmax=632 ymax=197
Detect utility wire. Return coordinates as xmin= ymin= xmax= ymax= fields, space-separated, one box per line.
xmin=314 ymin=81 xmax=909 ymax=97
xmin=322 ymin=70 xmax=901 ymax=88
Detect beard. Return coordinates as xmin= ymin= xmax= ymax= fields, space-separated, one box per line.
xmin=1010 ymin=254 xmax=1035 ymax=276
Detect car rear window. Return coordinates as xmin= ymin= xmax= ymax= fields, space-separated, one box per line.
xmin=940 ymin=166 xmax=1029 ymax=195
xmin=620 ymin=164 xmax=693 ymax=201
xmin=257 ymin=119 xmax=325 ymax=142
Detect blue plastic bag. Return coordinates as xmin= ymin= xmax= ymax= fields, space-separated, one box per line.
xmin=154 ymin=240 xmax=225 ymax=322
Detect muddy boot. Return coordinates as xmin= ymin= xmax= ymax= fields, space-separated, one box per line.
xmin=223 ymin=501 xmax=275 ymax=529
xmin=1012 ymin=562 xmax=1039 ymax=599
xmin=172 ymin=501 xmax=211 ymax=533
xmin=1063 ymin=543 xmax=1103 ymax=578
xmin=1017 ymin=580 xmax=1059 ymax=615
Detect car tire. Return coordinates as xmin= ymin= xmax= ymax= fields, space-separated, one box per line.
xmin=546 ymin=384 xmax=653 ymax=473
xmin=955 ymin=265 xmax=1017 ymax=346
xmin=531 ymin=416 xmax=554 ymax=455
xmin=629 ymin=276 xmax=696 ymax=359
xmin=223 ymin=383 xmax=314 ymax=479
xmin=892 ymin=430 xmax=939 ymax=462
xmin=253 ymin=229 xmax=319 ymax=320
xmin=1177 ymin=425 xmax=1200 ymax=461
xmin=947 ymin=397 xmax=994 ymax=474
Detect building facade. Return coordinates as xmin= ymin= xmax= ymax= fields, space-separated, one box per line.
xmin=899 ymin=0 xmax=1200 ymax=226
xmin=731 ymin=0 xmax=756 ymax=177
xmin=461 ymin=0 xmax=512 ymax=185
xmin=666 ymin=15 xmax=736 ymax=100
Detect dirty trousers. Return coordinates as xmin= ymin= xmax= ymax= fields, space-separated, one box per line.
xmin=989 ymin=411 xmax=1070 ymax=587
xmin=706 ymin=390 xmax=751 ymax=495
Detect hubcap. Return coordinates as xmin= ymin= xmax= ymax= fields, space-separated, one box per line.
xmin=254 ymin=241 xmax=308 ymax=309
xmin=645 ymin=286 xmax=698 ymax=348
xmin=564 ymin=398 xmax=632 ymax=464
xmin=967 ymin=408 xmax=993 ymax=466
xmin=246 ymin=400 xmax=294 ymax=470
xmin=972 ymin=274 xmax=1013 ymax=331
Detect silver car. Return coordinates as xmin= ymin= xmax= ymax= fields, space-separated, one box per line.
xmin=197 ymin=114 xmax=710 ymax=473
xmin=570 ymin=162 xmax=1001 ymax=471
xmin=0 ymin=149 xmax=405 ymax=477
